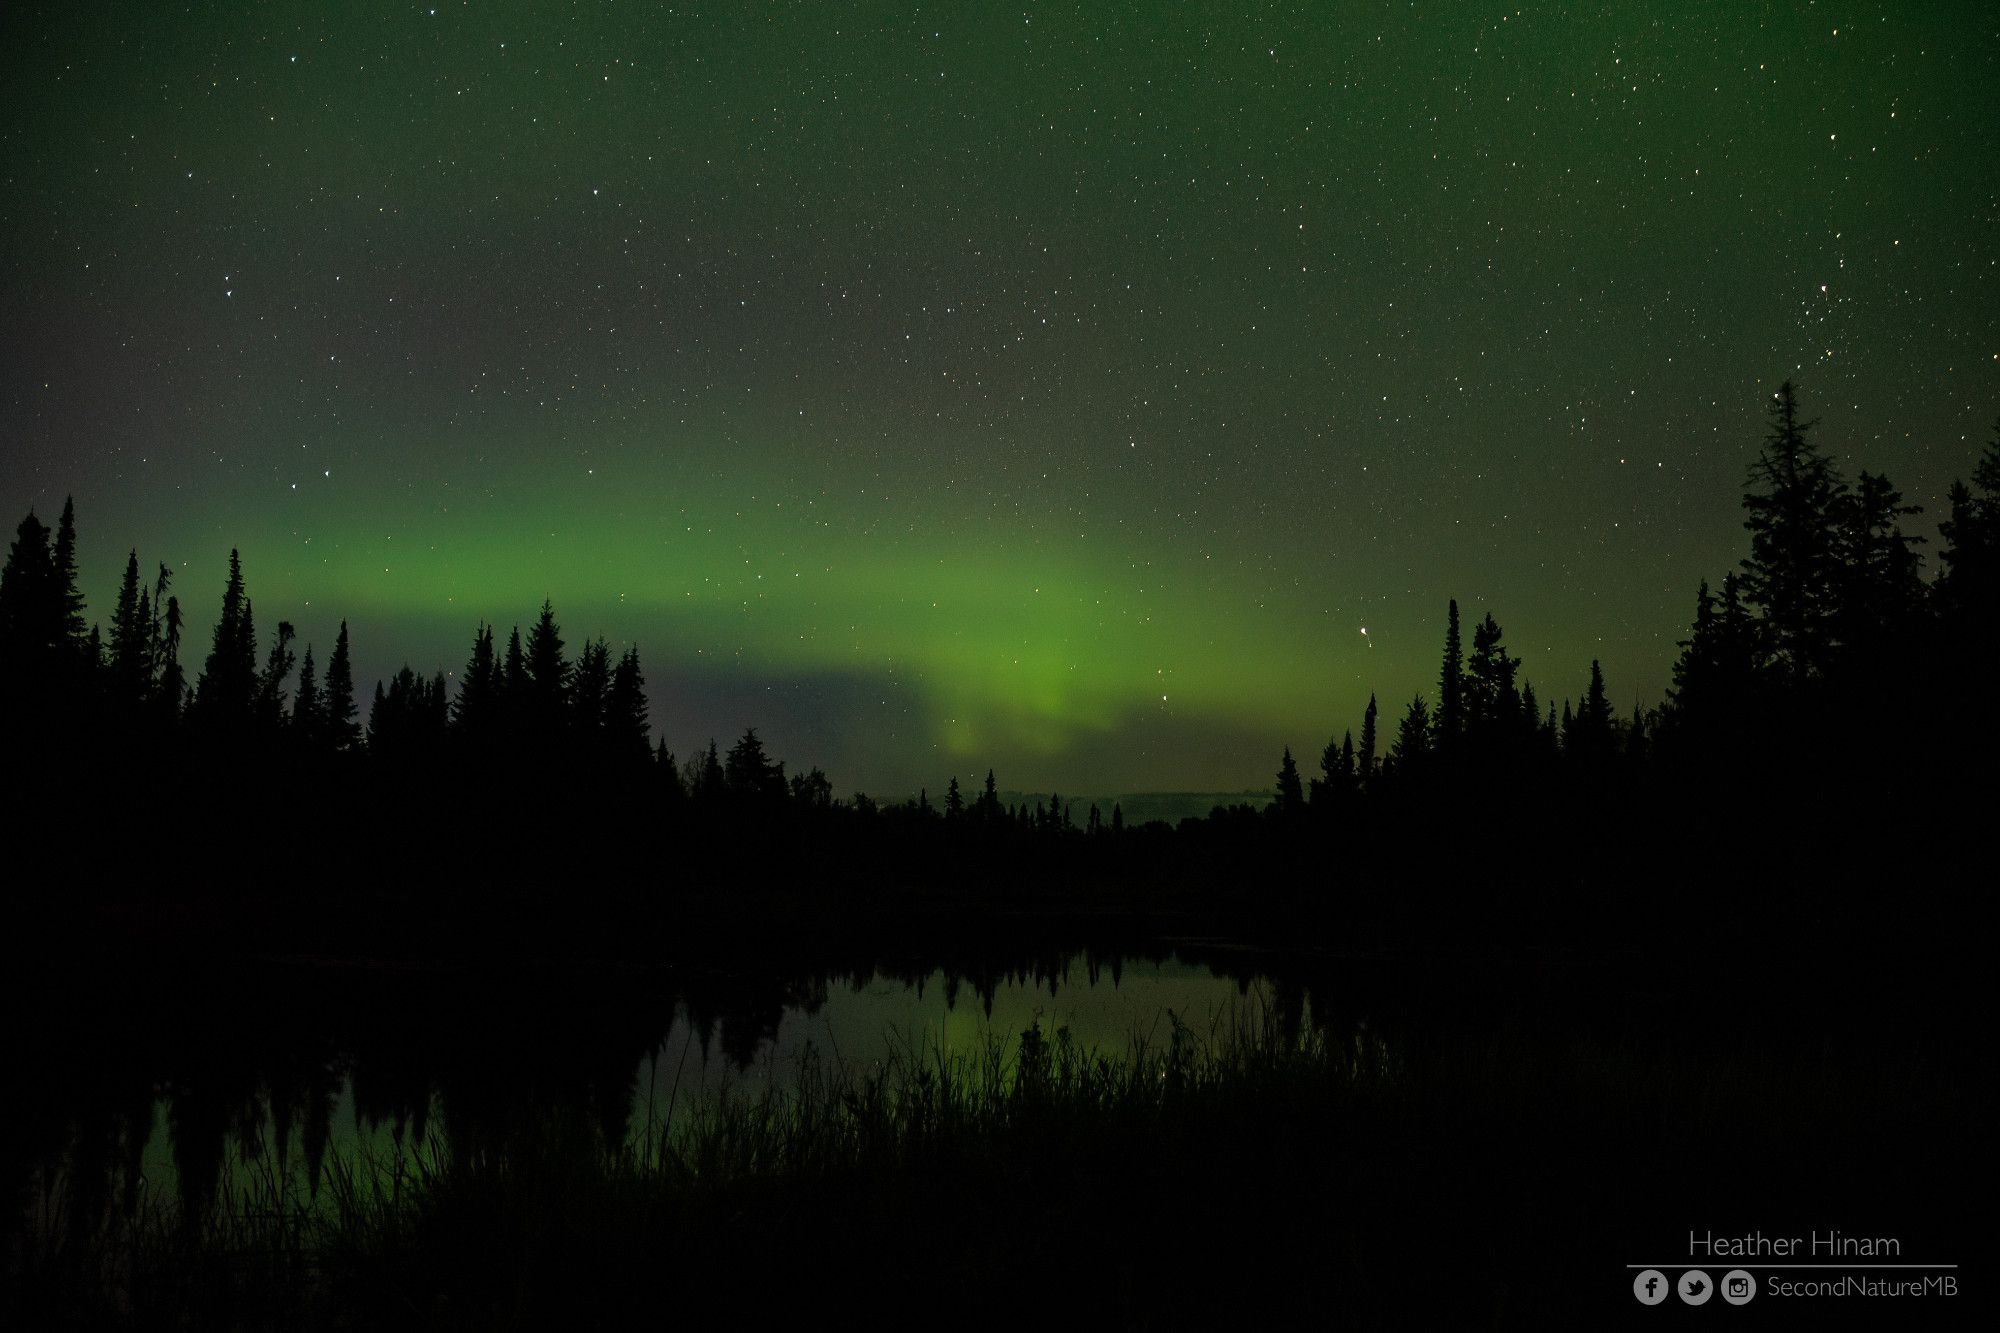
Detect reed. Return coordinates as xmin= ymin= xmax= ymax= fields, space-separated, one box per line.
xmin=5 ymin=1005 xmax=1966 ymax=1327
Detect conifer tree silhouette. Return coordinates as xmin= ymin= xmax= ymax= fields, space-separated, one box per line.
xmin=656 ymin=739 xmax=685 ymax=799
xmin=605 ymin=646 xmax=651 ymax=765
xmin=502 ymin=624 xmax=527 ymax=697
xmin=154 ymin=566 xmax=186 ymax=721
xmin=108 ymin=550 xmax=150 ymax=705
xmin=50 ymin=497 xmax=89 ymax=657
xmin=0 ymin=511 xmax=59 ymax=720
xmin=725 ymin=728 xmax=784 ymax=800
xmin=1834 ymin=470 xmax=1926 ymax=656
xmin=1464 ymin=612 xmax=1519 ymax=747
xmin=192 ymin=550 xmax=260 ymax=734
xmin=1568 ymin=660 xmax=1614 ymax=762
xmin=1741 ymin=381 xmax=1846 ymax=680
xmin=453 ymin=624 xmax=500 ymax=741
xmin=293 ymin=645 xmax=321 ymax=745
xmin=523 ymin=601 xmax=570 ymax=746
xmin=323 ymin=620 xmax=360 ymax=751
xmin=1312 ymin=731 xmax=1353 ymax=807
xmin=1273 ymin=747 xmax=1305 ymax=816
xmin=571 ymin=637 xmax=612 ymax=745
xmin=1390 ymin=694 xmax=1431 ymax=773
xmin=1358 ymin=693 xmax=1379 ymax=782
xmin=256 ymin=620 xmax=297 ymax=731
xmin=1938 ymin=421 xmax=2000 ymax=611
xmin=697 ymin=739 xmax=726 ymax=799
xmin=1437 ymin=599 xmax=1464 ymax=753
xmin=1626 ymin=706 xmax=1650 ymax=763
xmin=1669 ymin=579 xmax=1721 ymax=715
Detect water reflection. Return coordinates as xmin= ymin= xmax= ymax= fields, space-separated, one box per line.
xmin=14 ymin=946 xmax=1323 ymax=1232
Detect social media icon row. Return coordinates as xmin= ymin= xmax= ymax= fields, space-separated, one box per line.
xmin=1633 ymin=1268 xmax=1756 ymax=1304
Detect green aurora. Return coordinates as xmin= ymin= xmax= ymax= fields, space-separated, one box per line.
xmin=3 ymin=2 xmax=1994 ymax=792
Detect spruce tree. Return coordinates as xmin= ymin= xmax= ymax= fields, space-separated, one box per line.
xmin=1390 ymin=695 xmax=1431 ymax=772
xmin=945 ymin=775 xmax=964 ymax=820
xmin=293 ymin=645 xmax=321 ymax=744
xmin=725 ymin=728 xmax=781 ymax=799
xmin=256 ymin=620 xmax=297 ymax=729
xmin=323 ymin=620 xmax=359 ymax=751
xmin=1667 ymin=579 xmax=1720 ymax=718
xmin=525 ymin=602 xmax=567 ymax=696
xmin=1437 ymin=598 xmax=1464 ymax=752
xmin=426 ymin=669 xmax=450 ymax=740
xmin=1358 ymin=693 xmax=1379 ymax=781
xmin=1273 ymin=747 xmax=1305 ymax=816
xmin=1464 ymin=612 xmax=1518 ymax=744
xmin=0 ymin=512 xmax=60 ymax=705
xmin=605 ymin=646 xmax=652 ymax=765
xmin=1741 ymin=381 xmax=1847 ymax=680
xmin=1313 ymin=732 xmax=1344 ymax=806
xmin=656 ymin=739 xmax=685 ymax=799
xmin=571 ymin=637 xmax=612 ymax=740
xmin=50 ymin=498 xmax=88 ymax=653
xmin=108 ymin=550 xmax=150 ymax=704
xmin=155 ymin=573 xmax=186 ymax=721
xmin=452 ymin=624 xmax=499 ymax=739
xmin=1937 ymin=421 xmax=2000 ymax=612
xmin=502 ymin=624 xmax=527 ymax=698
xmin=523 ymin=601 xmax=569 ymax=748
xmin=1575 ymin=660 xmax=1613 ymax=754
xmin=193 ymin=549 xmax=259 ymax=732
xmin=698 ymin=739 xmax=725 ymax=797
xmin=1834 ymin=470 xmax=1925 ymax=653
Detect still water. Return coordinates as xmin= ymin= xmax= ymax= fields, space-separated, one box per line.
xmin=25 ymin=949 xmax=1317 ymax=1219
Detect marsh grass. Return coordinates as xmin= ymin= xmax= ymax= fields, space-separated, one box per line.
xmin=8 ymin=1006 xmax=1970 ymax=1327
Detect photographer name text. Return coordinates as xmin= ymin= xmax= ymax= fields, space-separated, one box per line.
xmin=1690 ymin=1231 xmax=1899 ymax=1258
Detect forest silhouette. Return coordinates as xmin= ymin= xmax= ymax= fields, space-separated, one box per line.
xmin=3 ymin=380 xmax=1995 ymax=954
xmin=5 ymin=382 xmax=1992 ymax=1325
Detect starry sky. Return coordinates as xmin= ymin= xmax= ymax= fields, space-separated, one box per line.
xmin=3 ymin=2 xmax=1994 ymax=794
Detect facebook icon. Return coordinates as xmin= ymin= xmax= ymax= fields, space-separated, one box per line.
xmin=1633 ymin=1269 xmax=1669 ymax=1305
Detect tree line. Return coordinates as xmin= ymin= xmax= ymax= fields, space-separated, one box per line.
xmin=3 ymin=382 xmax=1995 ymax=848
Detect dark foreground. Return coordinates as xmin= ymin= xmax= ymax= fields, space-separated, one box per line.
xmin=5 ymin=903 xmax=1984 ymax=1330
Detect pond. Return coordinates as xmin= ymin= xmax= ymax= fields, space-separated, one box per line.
xmin=17 ymin=945 xmax=1333 ymax=1224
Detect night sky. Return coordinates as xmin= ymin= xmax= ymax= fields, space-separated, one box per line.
xmin=3 ymin=3 xmax=1994 ymax=794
